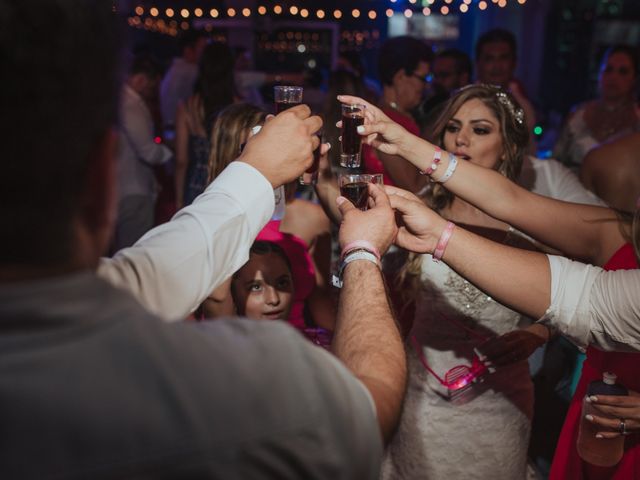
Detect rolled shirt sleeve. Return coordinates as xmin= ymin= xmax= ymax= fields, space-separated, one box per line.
xmin=539 ymin=254 xmax=640 ymax=352
xmin=98 ymin=161 xmax=275 ymax=321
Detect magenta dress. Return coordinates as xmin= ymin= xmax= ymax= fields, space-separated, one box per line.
xmin=256 ymin=220 xmax=316 ymax=330
xmin=550 ymin=243 xmax=639 ymax=479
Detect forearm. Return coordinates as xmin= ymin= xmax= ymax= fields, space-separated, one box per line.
xmin=439 ymin=224 xmax=552 ymax=319
xmin=333 ymin=260 xmax=406 ymax=442
xmin=314 ymin=175 xmax=342 ymax=225
xmin=376 ymin=151 xmax=427 ymax=194
xmin=98 ymin=162 xmax=274 ymax=321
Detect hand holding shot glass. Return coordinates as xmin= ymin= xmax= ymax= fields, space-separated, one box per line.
xmin=274 ymin=86 xmax=303 ymax=114
xmin=340 ymin=103 xmax=366 ymax=168
xmin=338 ymin=173 xmax=383 ymax=210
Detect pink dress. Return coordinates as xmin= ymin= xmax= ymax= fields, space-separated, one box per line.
xmin=363 ymin=108 xmax=420 ymax=186
xmin=256 ymin=220 xmax=315 ymax=330
xmin=549 ymin=243 xmax=639 ymax=479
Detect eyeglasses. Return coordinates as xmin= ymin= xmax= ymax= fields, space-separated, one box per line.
xmin=410 ymin=313 xmax=491 ymax=397
xmin=411 ymin=72 xmax=433 ymax=85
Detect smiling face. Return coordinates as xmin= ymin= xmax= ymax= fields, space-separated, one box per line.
xmin=599 ymin=51 xmax=637 ymax=102
xmin=232 ymin=251 xmax=294 ymax=321
xmin=442 ymin=98 xmax=505 ymax=169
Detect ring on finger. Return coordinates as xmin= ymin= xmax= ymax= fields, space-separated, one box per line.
xmin=619 ymin=418 xmax=627 ymax=435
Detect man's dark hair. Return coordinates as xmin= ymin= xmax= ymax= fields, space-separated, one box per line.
xmin=0 ymin=0 xmax=124 ymax=266
xmin=436 ymin=48 xmax=473 ymax=79
xmin=178 ymin=29 xmax=207 ymax=53
xmin=378 ymin=36 xmax=434 ymax=86
xmin=475 ymin=28 xmax=517 ymax=61
xmin=130 ymin=53 xmax=162 ymax=78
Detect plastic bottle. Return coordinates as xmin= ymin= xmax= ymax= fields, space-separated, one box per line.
xmin=577 ymin=372 xmax=628 ymax=467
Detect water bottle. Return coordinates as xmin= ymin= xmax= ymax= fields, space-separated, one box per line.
xmin=577 ymin=372 xmax=628 ymax=467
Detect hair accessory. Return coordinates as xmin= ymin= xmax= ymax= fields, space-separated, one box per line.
xmin=433 ymin=221 xmax=455 ymax=262
xmin=495 ymin=90 xmax=525 ymax=125
xmin=332 ymin=250 xmax=381 ymax=288
xmin=437 ymin=153 xmax=458 ymax=184
xmin=419 ymin=147 xmax=442 ymax=176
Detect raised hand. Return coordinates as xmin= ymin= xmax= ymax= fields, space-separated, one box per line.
xmin=476 ymin=326 xmax=549 ymax=367
xmin=384 ymin=185 xmax=446 ymax=254
xmin=336 ymin=183 xmax=398 ymax=257
xmin=240 ymin=104 xmax=322 ymax=188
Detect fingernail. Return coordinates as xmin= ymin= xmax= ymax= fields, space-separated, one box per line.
xmin=596 ymin=434 xmax=604 ymax=439
xmin=588 ymin=395 xmax=598 ymax=403
xmin=487 ymin=366 xmax=496 ymax=374
xmin=585 ymin=414 xmax=594 ymax=422
xmin=324 ymin=142 xmax=332 ymax=150
xmin=357 ymin=125 xmax=365 ymax=134
xmin=473 ymin=348 xmax=486 ymax=361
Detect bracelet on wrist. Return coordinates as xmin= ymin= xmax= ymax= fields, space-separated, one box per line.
xmin=435 ymin=153 xmax=458 ymax=184
xmin=331 ymin=250 xmax=381 ymax=288
xmin=432 ymin=221 xmax=455 ymax=262
xmin=419 ymin=147 xmax=442 ymax=176
xmin=340 ymin=240 xmax=381 ymax=262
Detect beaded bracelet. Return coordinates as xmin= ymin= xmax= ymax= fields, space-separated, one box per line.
xmin=432 ymin=221 xmax=455 ymax=262
xmin=419 ymin=147 xmax=442 ymax=176
xmin=437 ymin=153 xmax=458 ymax=184
xmin=331 ymin=249 xmax=381 ymax=288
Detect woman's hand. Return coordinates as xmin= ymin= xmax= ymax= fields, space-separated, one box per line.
xmin=384 ymin=185 xmax=446 ymax=254
xmin=586 ymin=389 xmax=640 ymax=438
xmin=337 ymin=95 xmax=414 ymax=157
xmin=477 ymin=324 xmax=550 ymax=367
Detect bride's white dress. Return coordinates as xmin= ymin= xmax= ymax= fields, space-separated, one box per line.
xmin=382 ymin=253 xmax=534 ymax=479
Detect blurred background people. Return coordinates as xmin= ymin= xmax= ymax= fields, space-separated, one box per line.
xmin=114 ymin=54 xmax=173 ymax=250
xmin=554 ymin=45 xmax=640 ymax=170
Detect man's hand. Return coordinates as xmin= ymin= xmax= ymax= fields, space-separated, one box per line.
xmin=336 ymin=183 xmax=397 ymax=257
xmin=384 ymin=186 xmax=447 ymax=254
xmin=477 ymin=324 xmax=549 ymax=367
xmin=239 ymin=104 xmax=322 ymax=188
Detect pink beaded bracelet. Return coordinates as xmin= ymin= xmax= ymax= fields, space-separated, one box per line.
xmin=432 ymin=221 xmax=455 ymax=262
xmin=419 ymin=147 xmax=442 ymax=176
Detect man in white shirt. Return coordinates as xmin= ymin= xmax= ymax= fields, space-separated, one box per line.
xmin=160 ymin=30 xmax=207 ymax=131
xmin=115 ymin=55 xmax=173 ymax=249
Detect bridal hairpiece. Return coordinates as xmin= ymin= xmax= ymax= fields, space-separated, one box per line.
xmin=495 ymin=90 xmax=525 ymax=125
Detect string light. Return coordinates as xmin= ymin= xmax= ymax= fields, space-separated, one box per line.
xmin=518 ymin=0 xmax=527 ymax=3
xmin=274 ymin=5 xmax=282 ymax=14
xmin=385 ymin=8 xmax=394 ymax=17
xmin=258 ymin=6 xmax=267 ymax=15
xmin=149 ymin=7 xmax=158 ymax=17
xmin=194 ymin=8 xmax=203 ymax=17
xmin=227 ymin=7 xmax=236 ymax=17
xmin=460 ymin=4 xmax=469 ymax=12
xmin=209 ymin=8 xmax=218 ymax=17
xmin=165 ymin=8 xmax=174 ymax=17
xmin=300 ymin=8 xmax=309 ymax=18
xmin=333 ymin=9 xmax=342 ymax=19
xmin=352 ymin=9 xmax=360 ymax=18
xmin=135 ymin=6 xmax=144 ymax=15
xmin=180 ymin=8 xmax=189 ymax=18
xmin=368 ymin=10 xmax=377 ymax=19
xmin=316 ymin=9 xmax=325 ymax=19
xmin=404 ymin=9 xmax=413 ymax=18
xmin=289 ymin=6 xmax=298 ymax=15
xmin=441 ymin=5 xmax=450 ymax=14
xmin=242 ymin=8 xmax=251 ymax=17
xmin=498 ymin=0 xmax=507 ymax=6
xmin=479 ymin=1 xmax=488 ymax=9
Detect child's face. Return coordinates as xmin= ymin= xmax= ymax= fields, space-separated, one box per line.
xmin=233 ymin=252 xmax=294 ymax=321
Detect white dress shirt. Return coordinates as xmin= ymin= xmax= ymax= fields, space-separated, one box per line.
xmin=99 ymin=161 xmax=274 ymax=320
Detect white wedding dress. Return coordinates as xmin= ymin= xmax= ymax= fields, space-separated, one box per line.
xmin=381 ymin=252 xmax=534 ymax=479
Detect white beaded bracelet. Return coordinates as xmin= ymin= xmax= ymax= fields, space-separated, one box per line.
xmin=437 ymin=153 xmax=458 ymax=184
xmin=331 ymin=250 xmax=380 ymax=288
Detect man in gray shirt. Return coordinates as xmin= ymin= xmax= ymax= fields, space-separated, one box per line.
xmin=0 ymin=2 xmax=406 ymax=478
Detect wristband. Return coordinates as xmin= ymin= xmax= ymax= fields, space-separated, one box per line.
xmin=432 ymin=221 xmax=455 ymax=262
xmin=331 ymin=250 xmax=381 ymax=288
xmin=419 ymin=147 xmax=442 ymax=176
xmin=340 ymin=240 xmax=381 ymax=262
xmin=436 ymin=153 xmax=458 ymax=184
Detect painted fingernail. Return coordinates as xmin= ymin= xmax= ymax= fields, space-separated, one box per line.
xmin=487 ymin=366 xmax=496 ymax=374
xmin=596 ymin=434 xmax=604 ymax=439
xmin=585 ymin=414 xmax=594 ymax=422
xmin=588 ymin=395 xmax=598 ymax=403
xmin=357 ymin=125 xmax=365 ymax=134
xmin=324 ymin=142 xmax=332 ymax=150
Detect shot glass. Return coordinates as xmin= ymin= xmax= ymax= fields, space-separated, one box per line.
xmin=338 ymin=173 xmax=383 ymax=211
xmin=340 ymin=103 xmax=366 ymax=168
xmin=274 ymin=86 xmax=303 ymax=114
xmin=299 ymin=131 xmax=323 ymax=185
